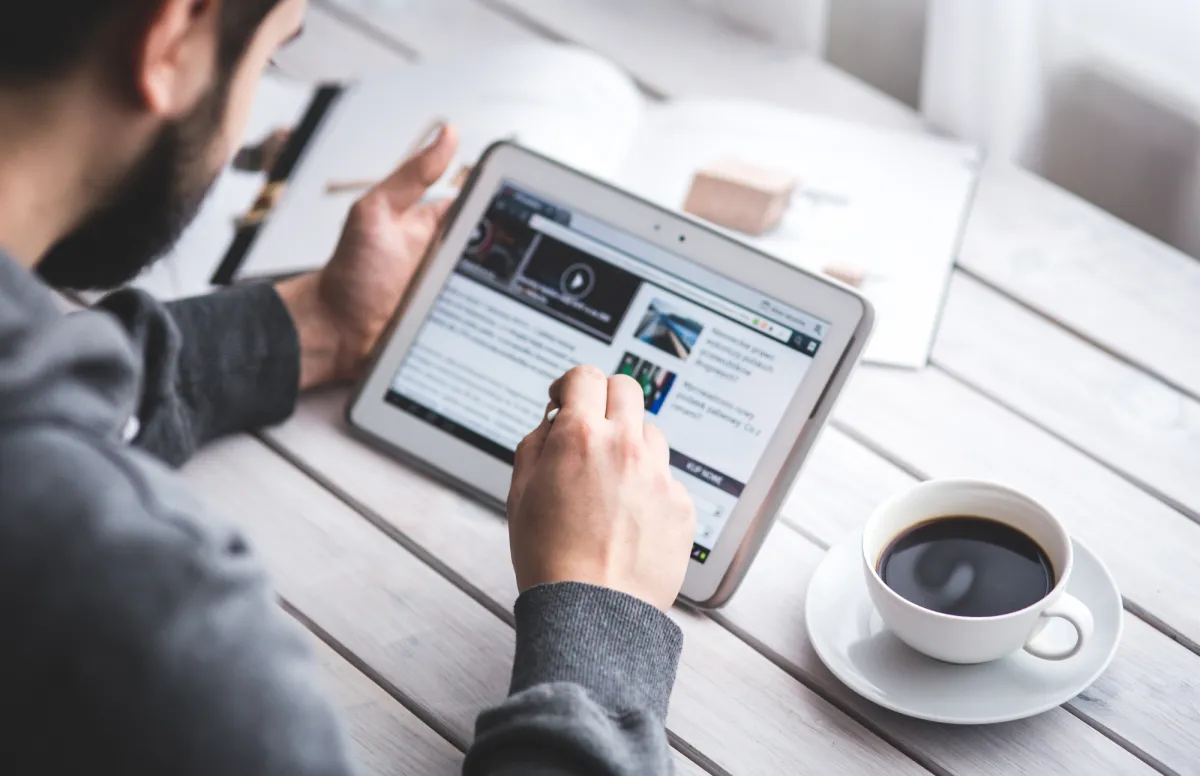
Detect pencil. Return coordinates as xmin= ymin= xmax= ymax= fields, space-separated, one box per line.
xmin=323 ymin=118 xmax=449 ymax=196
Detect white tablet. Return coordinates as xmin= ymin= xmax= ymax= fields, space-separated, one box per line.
xmin=349 ymin=143 xmax=874 ymax=607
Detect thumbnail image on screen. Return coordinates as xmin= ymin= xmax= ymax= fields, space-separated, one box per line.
xmin=615 ymin=352 xmax=677 ymax=415
xmin=387 ymin=182 xmax=830 ymax=565
xmin=635 ymin=298 xmax=703 ymax=360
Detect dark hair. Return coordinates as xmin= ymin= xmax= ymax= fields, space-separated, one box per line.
xmin=0 ymin=0 xmax=282 ymax=85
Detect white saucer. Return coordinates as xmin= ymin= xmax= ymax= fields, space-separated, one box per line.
xmin=805 ymin=536 xmax=1123 ymax=724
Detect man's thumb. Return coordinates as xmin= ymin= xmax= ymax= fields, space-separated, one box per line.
xmin=371 ymin=123 xmax=460 ymax=213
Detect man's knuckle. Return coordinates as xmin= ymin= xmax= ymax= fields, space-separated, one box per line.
xmin=615 ymin=433 xmax=643 ymax=464
xmin=562 ymin=415 xmax=596 ymax=448
xmin=571 ymin=364 xmax=606 ymax=383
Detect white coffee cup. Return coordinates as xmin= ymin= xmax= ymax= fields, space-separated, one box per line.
xmin=862 ymin=479 xmax=1095 ymax=664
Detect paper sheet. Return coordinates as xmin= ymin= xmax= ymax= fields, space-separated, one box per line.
xmin=619 ymin=101 xmax=981 ymax=368
xmin=237 ymin=43 xmax=642 ymax=280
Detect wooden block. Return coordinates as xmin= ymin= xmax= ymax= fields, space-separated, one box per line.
xmin=683 ymin=157 xmax=797 ymax=235
xmin=823 ymin=264 xmax=867 ymax=288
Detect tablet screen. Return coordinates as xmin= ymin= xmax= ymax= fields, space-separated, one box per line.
xmin=386 ymin=183 xmax=829 ymax=562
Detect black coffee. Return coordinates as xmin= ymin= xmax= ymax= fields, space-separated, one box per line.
xmin=878 ymin=516 xmax=1054 ymax=617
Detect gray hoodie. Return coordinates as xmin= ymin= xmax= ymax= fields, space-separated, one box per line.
xmin=0 ymin=250 xmax=681 ymax=775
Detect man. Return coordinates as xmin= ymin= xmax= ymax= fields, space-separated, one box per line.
xmin=0 ymin=1 xmax=696 ymax=773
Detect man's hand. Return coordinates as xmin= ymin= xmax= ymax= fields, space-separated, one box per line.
xmin=277 ymin=124 xmax=460 ymax=390
xmin=507 ymin=366 xmax=696 ymax=612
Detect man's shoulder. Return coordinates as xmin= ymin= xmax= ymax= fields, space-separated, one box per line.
xmin=0 ymin=423 xmax=354 ymax=774
xmin=0 ymin=420 xmax=226 ymax=544
xmin=0 ymin=421 xmax=259 ymax=627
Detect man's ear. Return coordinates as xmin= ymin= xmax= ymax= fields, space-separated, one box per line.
xmin=135 ymin=0 xmax=221 ymax=118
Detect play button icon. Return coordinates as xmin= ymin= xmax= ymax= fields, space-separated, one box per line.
xmin=559 ymin=263 xmax=596 ymax=299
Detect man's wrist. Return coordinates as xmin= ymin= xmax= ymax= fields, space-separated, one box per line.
xmin=510 ymin=582 xmax=683 ymax=720
xmin=275 ymin=273 xmax=345 ymax=391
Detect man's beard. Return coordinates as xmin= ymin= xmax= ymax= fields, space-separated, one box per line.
xmin=37 ymin=85 xmax=227 ymax=291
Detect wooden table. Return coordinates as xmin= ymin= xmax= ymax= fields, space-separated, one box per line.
xmin=182 ymin=2 xmax=1200 ymax=773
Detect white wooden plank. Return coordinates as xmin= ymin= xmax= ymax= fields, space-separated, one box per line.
xmin=317 ymin=0 xmax=536 ymax=60
xmin=484 ymin=0 xmax=924 ymax=129
xmin=314 ymin=0 xmax=1200 ymax=403
xmin=833 ymin=366 xmax=1200 ymax=650
xmin=182 ymin=435 xmax=512 ymax=743
xmin=934 ymin=273 xmax=1200 ymax=518
xmin=183 ymin=433 xmax=736 ymax=776
xmin=264 ymin=391 xmax=1200 ymax=774
xmin=228 ymin=5 xmax=1200 ymax=772
xmin=275 ymin=2 xmax=406 ymax=80
xmin=263 ymin=391 xmax=932 ymax=776
xmin=482 ymin=0 xmax=1200 ymax=400
xmin=781 ymin=428 xmax=916 ymax=546
xmin=721 ymin=525 xmax=1162 ymax=776
xmin=782 ymin=428 xmax=1200 ymax=776
xmin=309 ymin=635 xmax=463 ymax=775
xmin=960 ymin=163 xmax=1200 ymax=399
xmin=380 ymin=0 xmax=1200 ymax=517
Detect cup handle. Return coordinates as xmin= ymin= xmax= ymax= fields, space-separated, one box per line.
xmin=1023 ymin=593 xmax=1095 ymax=660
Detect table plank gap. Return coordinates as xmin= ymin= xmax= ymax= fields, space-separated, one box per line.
xmin=478 ymin=0 xmax=921 ymax=127
xmin=471 ymin=0 xmax=1200 ymax=399
xmin=663 ymin=733 xmax=734 ymax=776
xmin=281 ymin=597 xmax=471 ymax=753
xmin=309 ymin=0 xmax=421 ymax=61
xmin=184 ymin=437 xmax=519 ymax=748
xmin=932 ymin=272 xmax=1200 ymax=520
xmin=317 ymin=0 xmax=544 ymax=62
xmin=262 ymin=438 xmax=744 ymax=776
xmin=254 ymin=435 xmax=773 ymax=776
xmin=958 ymin=165 xmax=1200 ymax=398
xmin=724 ymin=521 xmax=1170 ymax=775
xmin=777 ymin=428 xmax=1200 ymax=774
xmin=338 ymin=0 xmax=1200 ymax=521
xmin=473 ymin=0 xmax=671 ymax=99
xmin=1060 ymin=705 xmax=1183 ymax=776
xmin=473 ymin=0 xmax=571 ymax=43
xmin=258 ymin=431 xmax=518 ymax=627
xmin=930 ymin=364 xmax=1199 ymax=525
xmin=832 ymin=367 xmax=1200 ymax=655
xmin=308 ymin=0 xmax=1200 ymax=441
xmin=298 ymin=615 xmax=464 ymax=774
xmin=807 ymin=424 xmax=1200 ymax=621
xmin=705 ymin=610 xmax=955 ymax=776
xmin=275 ymin=1 xmax=409 ymax=80
xmin=828 ymin=419 xmax=932 ymax=481
xmin=954 ymin=264 xmax=1200 ymax=406
xmin=264 ymin=394 xmax=934 ymax=776
xmin=828 ymin=418 xmax=1200 ymax=659
xmin=188 ymin=435 xmax=709 ymax=774
xmin=206 ymin=5 xmax=1200 ymax=772
xmin=1119 ymin=601 xmax=1200 ymax=658
xmin=263 ymin=393 xmax=1190 ymax=774
xmin=316 ymin=0 xmax=1200 ymax=530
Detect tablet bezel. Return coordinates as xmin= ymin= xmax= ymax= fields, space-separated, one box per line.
xmin=349 ymin=142 xmax=873 ymax=607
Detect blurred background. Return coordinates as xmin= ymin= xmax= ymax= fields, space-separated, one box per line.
xmin=696 ymin=0 xmax=1200 ymax=261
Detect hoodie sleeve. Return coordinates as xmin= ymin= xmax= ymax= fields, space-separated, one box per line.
xmin=95 ymin=284 xmax=300 ymax=467
xmin=463 ymin=584 xmax=681 ymax=776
